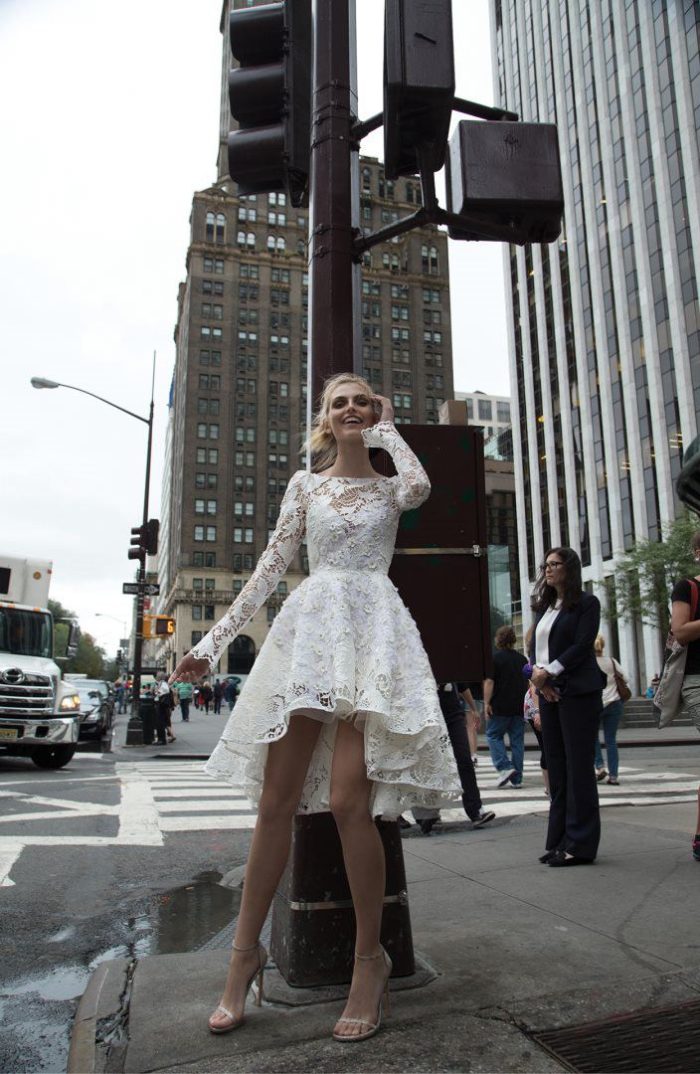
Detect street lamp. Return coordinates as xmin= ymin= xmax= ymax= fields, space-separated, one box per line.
xmin=31 ymin=357 xmax=156 ymax=731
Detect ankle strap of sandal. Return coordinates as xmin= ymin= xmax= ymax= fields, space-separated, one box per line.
xmin=355 ymin=947 xmax=385 ymax=961
xmin=232 ymin=940 xmax=260 ymax=952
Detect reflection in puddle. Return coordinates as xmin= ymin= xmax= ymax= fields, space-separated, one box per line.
xmin=3 ymin=965 xmax=89 ymax=1002
xmin=153 ymin=870 xmax=240 ymax=954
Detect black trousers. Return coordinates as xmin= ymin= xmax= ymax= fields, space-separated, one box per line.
xmin=540 ymin=692 xmax=602 ymax=860
xmin=443 ymin=708 xmax=482 ymax=821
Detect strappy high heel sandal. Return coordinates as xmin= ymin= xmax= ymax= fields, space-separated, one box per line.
xmin=208 ymin=941 xmax=267 ymax=1035
xmin=332 ymin=945 xmax=392 ymax=1043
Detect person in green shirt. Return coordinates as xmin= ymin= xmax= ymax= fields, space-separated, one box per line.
xmin=174 ymin=680 xmax=193 ymax=722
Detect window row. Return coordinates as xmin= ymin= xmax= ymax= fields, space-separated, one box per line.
xmin=202 ymin=280 xmax=224 ymax=295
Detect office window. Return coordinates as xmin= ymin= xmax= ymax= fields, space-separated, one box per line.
xmin=478 ymin=399 xmax=492 ymax=420
xmin=204 ymin=605 xmax=215 ymax=620
xmin=192 ymin=605 xmax=203 ymax=621
xmin=191 ymin=631 xmax=203 ymax=645
xmin=192 ymin=577 xmax=203 ymax=591
xmin=194 ymin=525 xmax=204 ymax=541
xmin=206 ymin=526 xmax=216 ymax=542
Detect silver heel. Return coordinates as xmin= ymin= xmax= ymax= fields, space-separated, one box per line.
xmin=332 ymin=945 xmax=393 ymax=1042
xmin=208 ymin=941 xmax=268 ymax=1034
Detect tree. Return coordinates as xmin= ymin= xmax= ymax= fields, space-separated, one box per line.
xmin=605 ymin=514 xmax=698 ymax=638
xmin=49 ymin=598 xmax=109 ymax=678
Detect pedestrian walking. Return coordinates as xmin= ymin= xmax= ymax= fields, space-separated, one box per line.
xmin=114 ymin=680 xmax=126 ymax=714
xmin=224 ymin=678 xmax=239 ymax=713
xmin=174 ymin=680 xmax=193 ymax=722
xmin=170 ymin=375 xmax=460 ymax=1041
xmin=593 ymin=636 xmax=629 ymax=786
xmin=483 ymin=625 xmax=527 ymax=787
xmin=413 ymin=682 xmax=495 ymax=834
xmin=213 ymin=679 xmax=224 ymax=714
xmin=529 ymin=547 xmax=605 ymax=867
xmin=199 ymin=680 xmax=213 ymax=713
xmin=666 ymin=531 xmax=700 ymax=862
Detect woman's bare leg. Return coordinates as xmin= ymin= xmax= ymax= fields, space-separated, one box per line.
xmin=210 ymin=714 xmax=322 ymax=1028
xmin=329 ymin=719 xmax=389 ymax=1037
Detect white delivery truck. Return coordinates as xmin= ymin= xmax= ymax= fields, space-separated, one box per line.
xmin=0 ymin=556 xmax=82 ymax=768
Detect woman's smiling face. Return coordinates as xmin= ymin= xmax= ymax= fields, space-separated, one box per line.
xmin=327 ymin=381 xmax=377 ymax=442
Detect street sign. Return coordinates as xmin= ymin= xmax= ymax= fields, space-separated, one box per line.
xmin=122 ymin=582 xmax=160 ymax=596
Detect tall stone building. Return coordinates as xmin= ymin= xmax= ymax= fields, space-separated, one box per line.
xmin=492 ymin=0 xmax=700 ymax=686
xmin=157 ymin=1 xmax=453 ymax=674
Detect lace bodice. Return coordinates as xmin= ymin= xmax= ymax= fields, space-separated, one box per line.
xmin=191 ymin=422 xmax=430 ymax=669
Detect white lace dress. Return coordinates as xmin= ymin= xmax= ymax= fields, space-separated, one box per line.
xmin=193 ymin=421 xmax=461 ymax=819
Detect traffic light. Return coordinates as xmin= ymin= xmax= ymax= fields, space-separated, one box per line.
xmin=128 ymin=524 xmax=147 ymax=561
xmin=677 ymin=435 xmax=700 ymax=515
xmin=383 ymin=0 xmax=455 ymax=180
xmin=145 ymin=519 xmax=159 ymax=557
xmin=127 ymin=519 xmax=159 ymax=561
xmin=446 ymin=120 xmax=564 ymax=244
xmin=227 ymin=0 xmax=312 ymax=207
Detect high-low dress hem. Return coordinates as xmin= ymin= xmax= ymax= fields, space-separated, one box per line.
xmin=193 ymin=423 xmax=462 ymax=819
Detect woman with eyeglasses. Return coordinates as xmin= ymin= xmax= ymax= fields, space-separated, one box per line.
xmin=528 ymin=548 xmax=606 ymax=867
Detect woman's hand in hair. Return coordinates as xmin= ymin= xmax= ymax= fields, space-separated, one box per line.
xmin=372 ymin=394 xmax=394 ymax=424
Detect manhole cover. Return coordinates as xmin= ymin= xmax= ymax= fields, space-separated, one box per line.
xmin=532 ymin=998 xmax=700 ymax=1073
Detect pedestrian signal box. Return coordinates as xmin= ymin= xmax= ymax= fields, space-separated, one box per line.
xmin=143 ymin=616 xmax=175 ymax=638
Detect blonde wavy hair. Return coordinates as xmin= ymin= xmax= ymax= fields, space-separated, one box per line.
xmin=304 ymin=372 xmax=375 ymax=473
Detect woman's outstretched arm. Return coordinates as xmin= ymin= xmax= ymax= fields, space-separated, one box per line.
xmin=170 ymin=471 xmax=308 ymax=681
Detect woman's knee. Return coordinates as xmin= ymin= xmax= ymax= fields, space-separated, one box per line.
xmin=330 ymin=787 xmax=371 ymax=828
xmin=256 ymin=789 xmax=299 ymax=826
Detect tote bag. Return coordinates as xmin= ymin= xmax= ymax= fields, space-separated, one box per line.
xmin=655 ymin=579 xmax=698 ymax=728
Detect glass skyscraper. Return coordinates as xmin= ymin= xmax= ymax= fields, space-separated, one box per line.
xmin=492 ymin=0 xmax=700 ymax=685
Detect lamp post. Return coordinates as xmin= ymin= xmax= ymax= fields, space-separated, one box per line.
xmin=31 ymin=357 xmax=156 ymax=728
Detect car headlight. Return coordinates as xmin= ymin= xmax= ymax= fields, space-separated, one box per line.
xmin=60 ymin=693 xmax=81 ymax=712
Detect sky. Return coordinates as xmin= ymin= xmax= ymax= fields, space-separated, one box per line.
xmin=0 ymin=0 xmax=509 ymax=656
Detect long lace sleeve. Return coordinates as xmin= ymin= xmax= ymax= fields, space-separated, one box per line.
xmin=361 ymin=421 xmax=431 ymax=511
xmin=190 ymin=470 xmax=308 ymax=670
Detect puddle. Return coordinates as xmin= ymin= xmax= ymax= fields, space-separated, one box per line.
xmin=1 ymin=965 xmax=89 ymax=1002
xmin=151 ymin=870 xmax=241 ymax=954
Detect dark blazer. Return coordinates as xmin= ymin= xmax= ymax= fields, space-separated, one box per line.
xmin=529 ymin=592 xmax=606 ymax=698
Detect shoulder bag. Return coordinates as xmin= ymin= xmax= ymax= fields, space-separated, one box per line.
xmin=655 ymin=579 xmax=699 ymax=728
xmin=612 ymin=658 xmax=631 ymax=704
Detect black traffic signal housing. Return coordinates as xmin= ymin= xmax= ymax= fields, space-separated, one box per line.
xmin=677 ymin=435 xmax=700 ymax=515
xmin=127 ymin=519 xmax=159 ymax=561
xmin=128 ymin=524 xmax=147 ymax=561
xmin=145 ymin=519 xmax=159 ymax=557
xmin=383 ymin=0 xmax=455 ymax=181
xmin=446 ymin=120 xmax=564 ymax=244
xmin=227 ymin=0 xmax=312 ymax=207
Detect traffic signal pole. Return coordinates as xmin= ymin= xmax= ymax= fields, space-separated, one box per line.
xmin=127 ymin=354 xmax=156 ymax=730
xmin=308 ymin=0 xmax=361 ymax=403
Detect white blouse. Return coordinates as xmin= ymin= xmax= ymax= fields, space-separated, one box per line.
xmin=535 ymin=601 xmax=565 ymax=676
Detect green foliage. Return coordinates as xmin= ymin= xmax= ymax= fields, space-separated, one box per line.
xmin=48 ymin=597 xmax=109 ymax=678
xmin=606 ymin=515 xmax=699 ymax=636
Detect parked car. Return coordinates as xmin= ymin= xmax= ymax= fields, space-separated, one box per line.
xmin=66 ymin=677 xmax=115 ymax=720
xmin=75 ymin=683 xmax=113 ymax=741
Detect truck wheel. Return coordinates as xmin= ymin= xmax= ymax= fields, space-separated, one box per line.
xmin=32 ymin=745 xmax=77 ymax=769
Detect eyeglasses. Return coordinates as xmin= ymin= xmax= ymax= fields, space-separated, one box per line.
xmin=544 ymin=561 xmax=564 ymax=569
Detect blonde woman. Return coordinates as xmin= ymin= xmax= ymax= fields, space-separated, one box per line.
xmin=593 ymin=635 xmax=628 ymax=785
xmin=170 ymin=374 xmax=460 ymax=1042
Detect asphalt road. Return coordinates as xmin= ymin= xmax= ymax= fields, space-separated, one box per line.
xmin=0 ymin=745 xmax=251 ymax=1074
xmin=0 ymin=727 xmax=697 ymax=1074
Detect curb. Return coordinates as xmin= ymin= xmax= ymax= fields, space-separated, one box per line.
xmin=67 ymin=958 xmax=130 ymax=1074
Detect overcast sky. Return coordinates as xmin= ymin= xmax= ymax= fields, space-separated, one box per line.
xmin=0 ymin=0 xmax=509 ymax=656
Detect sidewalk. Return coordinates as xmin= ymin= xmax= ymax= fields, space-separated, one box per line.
xmin=70 ymin=794 xmax=700 ymax=1073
